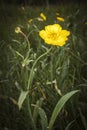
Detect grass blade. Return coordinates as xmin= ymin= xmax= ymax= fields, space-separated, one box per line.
xmin=33 ymin=98 xmax=44 ymax=124
xmin=79 ymin=108 xmax=87 ymax=130
xmin=38 ymin=107 xmax=48 ymax=130
xmin=18 ymin=90 xmax=28 ymax=109
xmin=65 ymin=120 xmax=76 ymax=130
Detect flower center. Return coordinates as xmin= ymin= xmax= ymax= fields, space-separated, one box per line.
xmin=48 ymin=32 xmax=58 ymax=40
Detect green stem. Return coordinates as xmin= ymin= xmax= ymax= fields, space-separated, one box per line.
xmin=50 ymin=47 xmax=55 ymax=87
xmin=26 ymin=47 xmax=52 ymax=130
xmin=27 ymin=95 xmax=37 ymax=130
xmin=27 ymin=47 xmax=52 ymax=90
xmin=50 ymin=52 xmax=53 ymax=87
xmin=20 ymin=31 xmax=31 ymax=67
xmin=20 ymin=31 xmax=30 ymax=51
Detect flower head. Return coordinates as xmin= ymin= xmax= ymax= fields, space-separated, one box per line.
xmin=40 ymin=13 xmax=46 ymax=21
xmin=39 ymin=24 xmax=70 ymax=46
xmin=15 ymin=27 xmax=22 ymax=33
xmin=57 ymin=17 xmax=65 ymax=22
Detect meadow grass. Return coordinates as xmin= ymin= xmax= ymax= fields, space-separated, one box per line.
xmin=0 ymin=3 xmax=87 ymax=130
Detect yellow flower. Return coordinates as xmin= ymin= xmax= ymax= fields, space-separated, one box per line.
xmin=85 ymin=22 xmax=87 ymax=25
xmin=28 ymin=19 xmax=33 ymax=23
xmin=40 ymin=13 xmax=46 ymax=21
xmin=39 ymin=24 xmax=70 ymax=46
xmin=15 ymin=27 xmax=22 ymax=33
xmin=57 ymin=17 xmax=65 ymax=22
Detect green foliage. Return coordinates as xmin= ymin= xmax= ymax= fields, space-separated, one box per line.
xmin=0 ymin=3 xmax=87 ymax=130
xmin=48 ymin=90 xmax=80 ymax=130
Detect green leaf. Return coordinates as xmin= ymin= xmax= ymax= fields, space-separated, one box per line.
xmin=15 ymin=51 xmax=24 ymax=59
xmin=18 ymin=91 xmax=29 ymax=110
xmin=38 ymin=107 xmax=48 ymax=130
xmin=48 ymin=90 xmax=80 ymax=130
xmin=33 ymin=98 xmax=44 ymax=124
xmin=65 ymin=120 xmax=76 ymax=130
xmin=79 ymin=108 xmax=87 ymax=130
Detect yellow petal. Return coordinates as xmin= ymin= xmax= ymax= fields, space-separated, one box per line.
xmin=40 ymin=13 xmax=46 ymax=21
xmin=57 ymin=17 xmax=65 ymax=22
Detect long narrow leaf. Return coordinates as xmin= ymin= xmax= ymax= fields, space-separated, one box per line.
xmin=65 ymin=120 xmax=76 ymax=130
xmin=38 ymin=107 xmax=48 ymax=130
xmin=18 ymin=91 xmax=29 ymax=109
xmin=33 ymin=98 xmax=44 ymax=124
xmin=79 ymin=108 xmax=87 ymax=130
xmin=48 ymin=90 xmax=80 ymax=130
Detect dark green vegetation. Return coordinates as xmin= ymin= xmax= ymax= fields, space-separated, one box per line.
xmin=0 ymin=3 xmax=87 ymax=130
xmin=0 ymin=0 xmax=87 ymax=5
